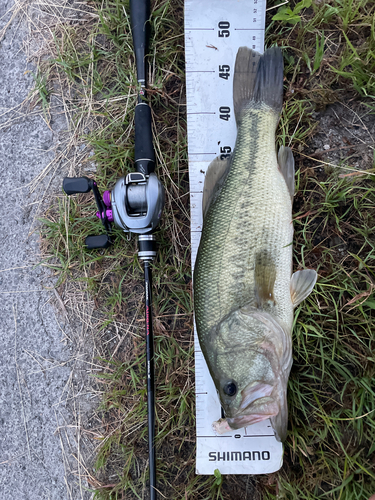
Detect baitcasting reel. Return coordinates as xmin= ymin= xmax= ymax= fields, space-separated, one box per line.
xmin=62 ymin=171 xmax=165 ymax=256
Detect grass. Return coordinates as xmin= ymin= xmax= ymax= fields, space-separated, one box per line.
xmin=24 ymin=0 xmax=375 ymax=498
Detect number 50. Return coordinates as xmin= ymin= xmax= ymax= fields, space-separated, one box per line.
xmin=218 ymin=21 xmax=230 ymax=37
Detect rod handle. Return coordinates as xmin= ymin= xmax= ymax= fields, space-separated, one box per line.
xmin=135 ymin=103 xmax=155 ymax=175
xmin=63 ymin=177 xmax=92 ymax=195
xmin=130 ymin=0 xmax=150 ymax=84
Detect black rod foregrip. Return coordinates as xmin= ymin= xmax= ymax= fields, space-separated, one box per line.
xmin=63 ymin=177 xmax=92 ymax=195
xmin=130 ymin=0 xmax=150 ymax=85
xmin=135 ymin=103 xmax=155 ymax=175
xmin=144 ymin=261 xmax=157 ymax=500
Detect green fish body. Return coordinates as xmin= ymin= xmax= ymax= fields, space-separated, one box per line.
xmin=193 ymin=47 xmax=317 ymax=441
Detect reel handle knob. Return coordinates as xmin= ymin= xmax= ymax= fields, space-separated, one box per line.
xmin=63 ymin=177 xmax=92 ymax=195
xmin=85 ymin=234 xmax=111 ymax=249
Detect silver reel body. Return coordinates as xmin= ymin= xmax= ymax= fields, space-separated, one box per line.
xmin=111 ymin=172 xmax=165 ymax=234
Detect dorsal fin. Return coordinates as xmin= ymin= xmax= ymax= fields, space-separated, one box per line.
xmin=202 ymin=156 xmax=231 ymax=218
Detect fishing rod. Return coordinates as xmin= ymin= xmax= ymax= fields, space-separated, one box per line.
xmin=62 ymin=1 xmax=164 ymax=498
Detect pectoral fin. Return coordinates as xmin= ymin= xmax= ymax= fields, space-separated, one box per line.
xmin=290 ymin=269 xmax=317 ymax=307
xmin=278 ymin=145 xmax=295 ymax=200
xmin=202 ymin=156 xmax=231 ymax=218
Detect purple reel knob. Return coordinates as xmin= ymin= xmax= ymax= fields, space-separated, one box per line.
xmin=96 ymin=210 xmax=114 ymax=222
xmin=103 ymin=190 xmax=111 ymax=208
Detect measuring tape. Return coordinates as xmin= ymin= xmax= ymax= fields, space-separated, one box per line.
xmin=185 ymin=0 xmax=283 ymax=475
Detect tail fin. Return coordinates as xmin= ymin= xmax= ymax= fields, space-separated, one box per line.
xmin=233 ymin=46 xmax=284 ymax=123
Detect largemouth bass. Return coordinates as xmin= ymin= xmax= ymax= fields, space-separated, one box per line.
xmin=193 ymin=46 xmax=317 ymax=442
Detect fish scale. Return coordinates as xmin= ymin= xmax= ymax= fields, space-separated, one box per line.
xmin=194 ymin=107 xmax=294 ymax=339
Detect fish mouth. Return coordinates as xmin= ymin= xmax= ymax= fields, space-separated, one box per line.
xmin=213 ymin=413 xmax=271 ymax=435
xmin=226 ymin=412 xmax=275 ymax=430
xmin=221 ymin=382 xmax=275 ymax=417
xmin=240 ymin=382 xmax=274 ymax=411
xmin=223 ymin=382 xmax=279 ymax=428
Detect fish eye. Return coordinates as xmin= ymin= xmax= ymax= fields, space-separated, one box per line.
xmin=223 ymin=381 xmax=237 ymax=397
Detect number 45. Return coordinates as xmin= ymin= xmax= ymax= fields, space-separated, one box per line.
xmin=219 ymin=65 xmax=230 ymax=80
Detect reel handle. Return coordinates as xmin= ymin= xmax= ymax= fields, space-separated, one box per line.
xmin=62 ymin=176 xmax=112 ymax=245
xmin=63 ymin=176 xmax=92 ymax=195
xmin=85 ymin=234 xmax=111 ymax=250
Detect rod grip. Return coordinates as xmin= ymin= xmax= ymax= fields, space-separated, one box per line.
xmin=63 ymin=177 xmax=92 ymax=195
xmin=130 ymin=0 xmax=150 ymax=84
xmin=135 ymin=103 xmax=155 ymax=175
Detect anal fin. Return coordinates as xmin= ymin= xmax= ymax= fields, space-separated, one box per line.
xmin=278 ymin=146 xmax=295 ymax=200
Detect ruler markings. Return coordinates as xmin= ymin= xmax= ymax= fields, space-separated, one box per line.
xmin=185 ymin=0 xmax=283 ymax=475
xmin=197 ymin=436 xmax=233 ymax=439
xmin=243 ymin=435 xmax=276 ymax=438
